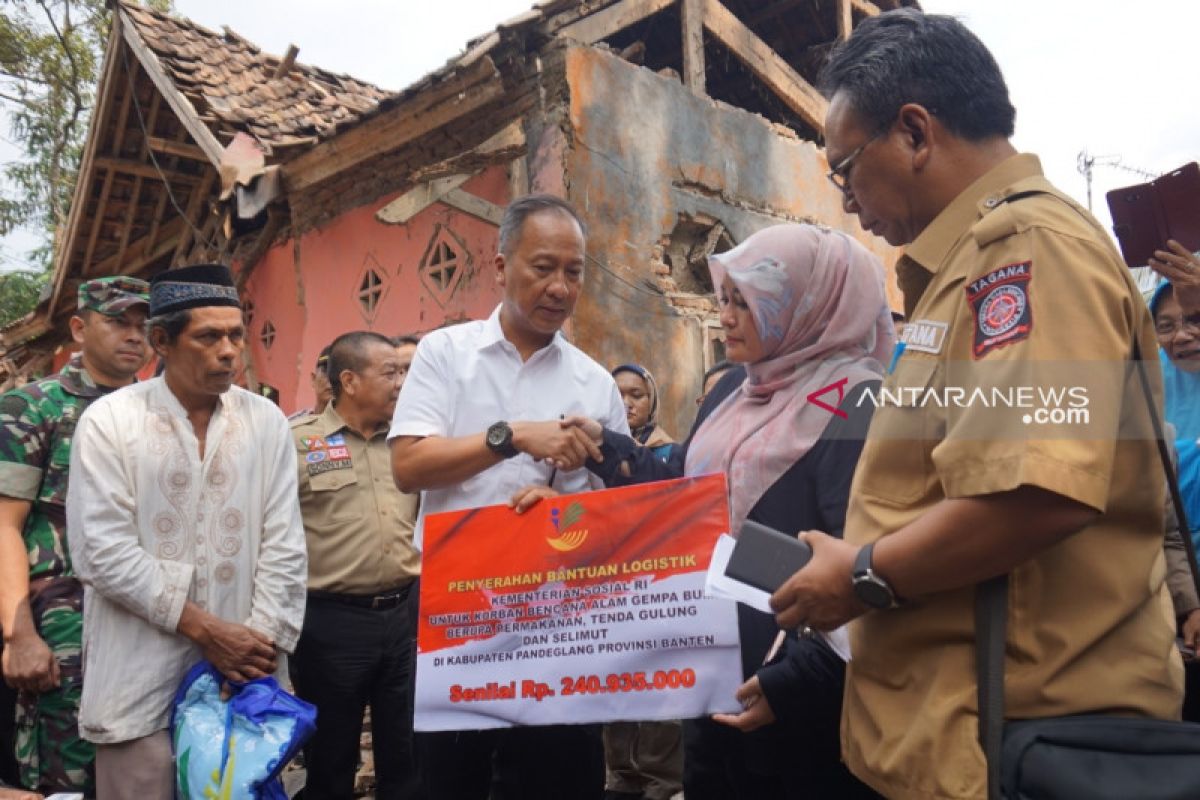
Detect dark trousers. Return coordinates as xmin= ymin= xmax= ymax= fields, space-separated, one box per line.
xmin=417 ymin=724 xmax=604 ymax=800
xmin=1184 ymin=660 xmax=1200 ymax=723
xmin=291 ymin=586 xmax=420 ymax=800
xmin=0 ymin=641 xmax=17 ymax=787
xmin=682 ymin=635 xmax=878 ymax=800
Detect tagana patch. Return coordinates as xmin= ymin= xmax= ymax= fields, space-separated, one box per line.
xmin=966 ymin=260 xmax=1033 ymax=358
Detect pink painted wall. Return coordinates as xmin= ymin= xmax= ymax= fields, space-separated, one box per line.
xmin=245 ymin=166 xmax=514 ymax=414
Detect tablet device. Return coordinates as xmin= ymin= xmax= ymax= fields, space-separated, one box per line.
xmin=1107 ymin=162 xmax=1200 ymax=268
xmin=724 ymin=520 xmax=813 ymax=594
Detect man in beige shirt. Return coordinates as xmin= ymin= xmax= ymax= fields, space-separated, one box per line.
xmin=768 ymin=9 xmax=1182 ymax=800
xmin=290 ymin=331 xmax=421 ymax=800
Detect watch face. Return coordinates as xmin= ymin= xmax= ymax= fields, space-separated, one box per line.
xmin=487 ymin=425 xmax=505 ymax=447
xmin=854 ymin=577 xmax=894 ymax=610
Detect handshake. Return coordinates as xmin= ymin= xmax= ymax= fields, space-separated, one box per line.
xmin=509 ymin=415 xmax=605 ymax=473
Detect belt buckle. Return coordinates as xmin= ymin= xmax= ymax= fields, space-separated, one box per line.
xmin=372 ymin=595 xmax=385 ymax=609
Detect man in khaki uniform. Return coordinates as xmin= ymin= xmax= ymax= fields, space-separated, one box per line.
xmin=769 ymin=10 xmax=1183 ymax=800
xmin=290 ymin=331 xmax=421 ymax=800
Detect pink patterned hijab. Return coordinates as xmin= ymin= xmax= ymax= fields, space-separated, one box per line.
xmin=685 ymin=224 xmax=894 ymax=535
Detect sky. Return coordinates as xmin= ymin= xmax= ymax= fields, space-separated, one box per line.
xmin=2 ymin=0 xmax=1197 ymax=270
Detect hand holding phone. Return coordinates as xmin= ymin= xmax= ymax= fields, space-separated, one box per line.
xmin=724 ymin=520 xmax=813 ymax=594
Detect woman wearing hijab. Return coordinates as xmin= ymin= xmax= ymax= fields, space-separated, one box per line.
xmin=1148 ymin=248 xmax=1200 ymax=721
xmin=612 ymin=364 xmax=675 ymax=463
xmin=578 ymin=223 xmax=892 ymax=799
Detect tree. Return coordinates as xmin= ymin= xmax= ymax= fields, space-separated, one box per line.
xmin=0 ymin=0 xmax=110 ymax=269
xmin=0 ymin=0 xmax=167 ymax=327
xmin=0 ymin=268 xmax=48 ymax=326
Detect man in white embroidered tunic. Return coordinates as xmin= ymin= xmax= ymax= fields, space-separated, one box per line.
xmin=66 ymin=264 xmax=307 ymax=800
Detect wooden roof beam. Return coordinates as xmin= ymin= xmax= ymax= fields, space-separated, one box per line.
xmin=555 ymin=0 xmax=677 ymax=44
xmin=283 ymin=57 xmax=504 ymax=195
xmin=145 ymin=127 xmax=193 ymax=254
xmin=116 ymin=92 xmax=164 ymax=267
xmin=681 ymin=0 xmax=705 ymax=94
xmin=701 ymin=0 xmax=828 ymax=132
xmin=145 ymin=135 xmax=208 ymax=162
xmin=46 ymin=14 xmax=124 ymax=312
xmin=85 ymin=216 xmax=187 ymax=280
xmin=118 ymin=8 xmax=223 ymax=167
xmin=94 ymin=156 xmax=202 ymax=185
xmin=837 ymin=0 xmax=853 ymax=39
xmin=171 ymin=170 xmax=217 ymax=266
xmin=850 ymin=0 xmax=883 ymax=16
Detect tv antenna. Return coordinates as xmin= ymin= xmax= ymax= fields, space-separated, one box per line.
xmin=1077 ymin=149 xmax=1159 ymax=211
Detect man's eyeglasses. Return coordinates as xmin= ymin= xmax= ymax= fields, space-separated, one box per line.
xmin=1155 ymin=313 xmax=1200 ymax=339
xmin=826 ymin=132 xmax=883 ymax=195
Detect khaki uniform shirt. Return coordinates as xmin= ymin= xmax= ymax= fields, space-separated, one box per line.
xmin=842 ymin=154 xmax=1184 ymax=800
xmin=292 ymin=403 xmax=419 ymax=594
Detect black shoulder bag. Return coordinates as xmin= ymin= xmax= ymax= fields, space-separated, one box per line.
xmin=976 ymin=337 xmax=1200 ymax=800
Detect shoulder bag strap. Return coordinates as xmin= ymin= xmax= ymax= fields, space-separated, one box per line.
xmin=1131 ymin=336 xmax=1200 ymax=599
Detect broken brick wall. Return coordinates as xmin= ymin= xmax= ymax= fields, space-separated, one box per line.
xmin=560 ymin=46 xmax=900 ymax=438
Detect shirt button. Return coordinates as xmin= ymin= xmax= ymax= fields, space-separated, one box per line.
xmin=984 ymin=196 xmax=1000 ymax=208
xmin=197 ymin=556 xmax=207 ymax=565
xmin=196 ymin=536 xmax=204 ymax=544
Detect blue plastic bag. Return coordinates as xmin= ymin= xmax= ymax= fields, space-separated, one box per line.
xmin=171 ymin=661 xmax=317 ymax=800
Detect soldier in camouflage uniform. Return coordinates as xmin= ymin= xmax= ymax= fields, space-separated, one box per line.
xmin=0 ymin=276 xmax=150 ymax=795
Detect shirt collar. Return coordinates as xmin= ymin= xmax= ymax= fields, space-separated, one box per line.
xmin=320 ymin=400 xmax=389 ymax=439
xmin=478 ymin=304 xmax=566 ymax=357
xmin=57 ymin=353 xmax=104 ymax=398
xmin=154 ymin=375 xmax=233 ymax=419
xmin=905 ymin=153 xmax=1046 ymax=275
xmin=316 ymin=401 xmax=349 ymax=435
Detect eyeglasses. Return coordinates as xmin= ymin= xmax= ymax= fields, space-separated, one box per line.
xmin=1155 ymin=314 xmax=1200 ymax=339
xmin=827 ymin=132 xmax=883 ymax=195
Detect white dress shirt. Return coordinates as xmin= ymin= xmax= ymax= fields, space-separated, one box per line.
xmin=67 ymin=379 xmax=307 ymax=744
xmin=389 ymin=305 xmax=629 ymax=548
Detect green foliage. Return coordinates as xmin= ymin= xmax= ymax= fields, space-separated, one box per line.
xmin=0 ymin=268 xmax=50 ymax=326
xmin=1 ymin=1 xmax=171 ymax=274
xmin=1 ymin=1 xmax=109 ymax=269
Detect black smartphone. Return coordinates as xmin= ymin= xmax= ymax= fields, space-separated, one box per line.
xmin=724 ymin=520 xmax=814 ymax=594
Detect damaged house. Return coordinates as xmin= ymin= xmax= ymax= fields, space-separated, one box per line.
xmin=1 ymin=0 xmax=912 ymax=435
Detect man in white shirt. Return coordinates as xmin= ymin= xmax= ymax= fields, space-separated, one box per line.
xmin=67 ymin=264 xmax=307 ymax=800
xmin=390 ymin=194 xmax=629 ymax=800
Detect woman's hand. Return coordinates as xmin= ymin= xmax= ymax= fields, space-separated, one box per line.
xmin=1149 ymin=240 xmax=1200 ymax=310
xmin=509 ymin=484 xmax=559 ymax=514
xmin=561 ymin=416 xmax=603 ymax=446
xmin=712 ymin=675 xmax=776 ymax=732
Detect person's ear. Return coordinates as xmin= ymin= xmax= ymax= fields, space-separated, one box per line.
xmin=339 ymin=369 xmax=357 ymax=398
xmin=149 ymin=326 xmax=171 ymax=359
xmin=896 ymin=103 xmax=935 ymax=171
xmin=69 ymin=314 xmax=86 ymax=345
xmin=495 ymin=252 xmax=507 ymax=289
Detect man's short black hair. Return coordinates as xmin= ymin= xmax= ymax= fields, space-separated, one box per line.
xmin=819 ymin=8 xmax=1015 ymax=142
xmin=392 ymin=334 xmax=420 ymax=347
xmin=497 ymin=194 xmax=587 ymax=258
xmin=327 ymin=331 xmax=394 ymax=400
xmin=146 ymin=309 xmax=193 ymax=346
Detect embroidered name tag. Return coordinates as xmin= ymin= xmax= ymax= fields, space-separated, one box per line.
xmin=901 ymin=320 xmax=948 ymax=354
xmin=966 ymin=260 xmax=1033 ymax=358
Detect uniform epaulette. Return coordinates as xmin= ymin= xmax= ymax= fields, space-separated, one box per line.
xmin=289 ymin=413 xmax=317 ymax=429
xmin=971 ymin=186 xmax=1055 ymax=249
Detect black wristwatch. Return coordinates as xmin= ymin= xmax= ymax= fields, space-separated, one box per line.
xmin=485 ymin=421 xmax=519 ymax=459
xmin=852 ymin=542 xmax=902 ymax=610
